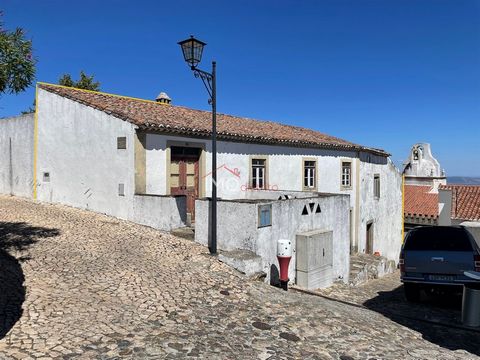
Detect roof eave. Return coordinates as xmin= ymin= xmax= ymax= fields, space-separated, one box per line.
xmin=137 ymin=124 xmax=389 ymax=156
xmin=39 ymin=84 xmax=390 ymax=157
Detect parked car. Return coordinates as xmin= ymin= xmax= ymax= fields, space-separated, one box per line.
xmin=400 ymin=226 xmax=480 ymax=302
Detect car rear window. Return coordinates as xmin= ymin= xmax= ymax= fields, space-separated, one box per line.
xmin=405 ymin=227 xmax=473 ymax=251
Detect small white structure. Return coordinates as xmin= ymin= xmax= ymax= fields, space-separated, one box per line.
xmin=403 ymin=143 xmax=446 ymax=188
xmin=403 ymin=143 xmax=480 ymax=234
xmin=0 ymin=83 xmax=403 ymax=288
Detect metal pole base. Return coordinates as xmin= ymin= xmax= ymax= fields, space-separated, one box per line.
xmin=280 ymin=280 xmax=288 ymax=291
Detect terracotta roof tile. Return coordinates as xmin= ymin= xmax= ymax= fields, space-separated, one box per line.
xmin=38 ymin=83 xmax=389 ymax=156
xmin=404 ymin=185 xmax=438 ymax=218
xmin=439 ymin=184 xmax=480 ymax=221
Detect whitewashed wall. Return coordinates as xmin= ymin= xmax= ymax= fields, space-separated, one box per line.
xmin=35 ymin=91 xmax=401 ymax=253
xmin=36 ymin=90 xmax=186 ymax=231
xmin=132 ymin=194 xmax=187 ymax=231
xmin=144 ymin=134 xmax=360 ymax=247
xmin=37 ymin=89 xmax=136 ymax=220
xmin=144 ymin=133 xmax=402 ymax=262
xmin=195 ymin=194 xmax=351 ymax=285
xmin=358 ymin=158 xmax=403 ymax=261
xmin=0 ymin=114 xmax=34 ymax=198
xmin=144 ymin=133 xmax=359 ymax=200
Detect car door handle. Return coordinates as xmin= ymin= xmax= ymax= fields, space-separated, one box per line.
xmin=431 ymin=257 xmax=444 ymax=262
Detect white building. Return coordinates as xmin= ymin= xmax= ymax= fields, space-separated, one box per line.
xmin=403 ymin=143 xmax=446 ymax=187
xmin=403 ymin=143 xmax=480 ymax=242
xmin=0 ymin=82 xmax=403 ymax=287
xmin=403 ymin=143 xmax=447 ymax=230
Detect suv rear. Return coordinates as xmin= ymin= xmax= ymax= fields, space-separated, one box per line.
xmin=400 ymin=226 xmax=480 ymax=302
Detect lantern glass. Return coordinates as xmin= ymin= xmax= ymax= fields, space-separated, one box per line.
xmin=178 ymin=36 xmax=206 ymax=68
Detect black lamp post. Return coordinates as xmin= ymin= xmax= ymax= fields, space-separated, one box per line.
xmin=178 ymin=35 xmax=217 ymax=255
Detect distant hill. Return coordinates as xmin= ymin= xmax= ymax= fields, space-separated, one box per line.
xmin=447 ymin=177 xmax=480 ymax=185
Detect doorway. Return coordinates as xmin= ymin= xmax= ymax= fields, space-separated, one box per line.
xmin=169 ymin=146 xmax=201 ymax=220
xmin=366 ymin=221 xmax=374 ymax=254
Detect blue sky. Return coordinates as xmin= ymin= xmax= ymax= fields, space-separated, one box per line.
xmin=1 ymin=0 xmax=479 ymax=176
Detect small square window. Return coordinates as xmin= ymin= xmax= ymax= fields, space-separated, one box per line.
xmin=118 ymin=183 xmax=125 ymax=196
xmin=258 ymin=204 xmax=272 ymax=228
xmin=43 ymin=172 xmax=50 ymax=182
xmin=117 ymin=137 xmax=127 ymax=149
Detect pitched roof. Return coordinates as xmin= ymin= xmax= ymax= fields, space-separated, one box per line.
xmin=38 ymin=83 xmax=388 ymax=156
xmin=439 ymin=184 xmax=480 ymax=221
xmin=404 ymin=185 xmax=439 ymax=218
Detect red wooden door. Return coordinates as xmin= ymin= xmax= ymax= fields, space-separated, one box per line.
xmin=170 ymin=149 xmax=200 ymax=220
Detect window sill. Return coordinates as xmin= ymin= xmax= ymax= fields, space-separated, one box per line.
xmin=340 ymin=186 xmax=352 ymax=191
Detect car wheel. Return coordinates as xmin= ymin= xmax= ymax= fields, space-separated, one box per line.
xmin=404 ymin=283 xmax=421 ymax=302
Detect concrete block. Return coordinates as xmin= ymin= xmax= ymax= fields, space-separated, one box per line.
xmin=218 ymin=249 xmax=263 ymax=277
xmin=297 ymin=266 xmax=333 ymax=289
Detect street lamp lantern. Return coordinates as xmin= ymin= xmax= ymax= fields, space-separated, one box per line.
xmin=178 ymin=36 xmax=207 ymax=69
xmin=178 ymin=35 xmax=217 ymax=255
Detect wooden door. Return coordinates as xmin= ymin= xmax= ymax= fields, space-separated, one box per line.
xmin=184 ymin=158 xmax=199 ymax=219
xmin=170 ymin=147 xmax=200 ymax=220
xmin=366 ymin=222 xmax=374 ymax=254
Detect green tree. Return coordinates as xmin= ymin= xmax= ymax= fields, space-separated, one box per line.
xmin=58 ymin=71 xmax=100 ymax=91
xmin=22 ymin=71 xmax=101 ymax=114
xmin=0 ymin=12 xmax=36 ymax=95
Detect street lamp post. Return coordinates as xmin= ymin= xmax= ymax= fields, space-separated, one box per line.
xmin=178 ymin=35 xmax=217 ymax=255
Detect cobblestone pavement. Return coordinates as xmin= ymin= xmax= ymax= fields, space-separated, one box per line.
xmin=315 ymin=272 xmax=480 ymax=357
xmin=0 ymin=195 xmax=479 ymax=359
xmin=316 ymin=271 xmax=464 ymax=322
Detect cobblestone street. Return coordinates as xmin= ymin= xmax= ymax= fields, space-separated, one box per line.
xmin=0 ymin=195 xmax=479 ymax=359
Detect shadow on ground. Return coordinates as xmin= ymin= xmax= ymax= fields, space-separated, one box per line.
xmin=364 ymin=285 xmax=480 ymax=356
xmin=0 ymin=222 xmax=60 ymax=339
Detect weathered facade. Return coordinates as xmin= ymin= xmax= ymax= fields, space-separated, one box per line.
xmin=0 ymin=83 xmax=403 ymax=286
xmin=0 ymin=114 xmax=34 ymax=198
xmin=195 ymin=191 xmax=351 ymax=287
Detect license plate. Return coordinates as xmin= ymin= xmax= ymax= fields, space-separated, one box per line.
xmin=427 ymin=274 xmax=455 ymax=282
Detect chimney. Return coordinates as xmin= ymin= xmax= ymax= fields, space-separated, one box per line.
xmin=155 ymin=92 xmax=172 ymax=104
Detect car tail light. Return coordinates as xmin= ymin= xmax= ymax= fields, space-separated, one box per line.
xmin=474 ymin=254 xmax=480 ymax=272
xmin=399 ymin=252 xmax=405 ymax=274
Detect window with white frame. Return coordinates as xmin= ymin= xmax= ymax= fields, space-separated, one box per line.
xmin=304 ymin=160 xmax=316 ymax=189
xmin=374 ymin=174 xmax=380 ymax=199
xmin=251 ymin=158 xmax=266 ymax=189
xmin=341 ymin=161 xmax=351 ymax=187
